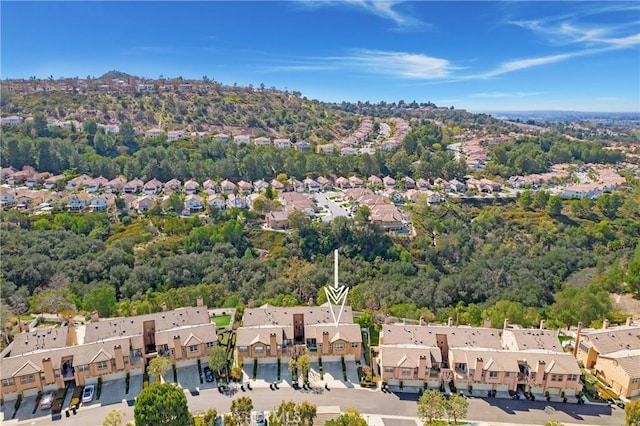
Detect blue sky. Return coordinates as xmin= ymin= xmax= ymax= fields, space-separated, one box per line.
xmin=2 ymin=1 xmax=639 ymax=112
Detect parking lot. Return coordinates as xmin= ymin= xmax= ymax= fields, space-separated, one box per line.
xmin=0 ymin=374 xmax=145 ymax=424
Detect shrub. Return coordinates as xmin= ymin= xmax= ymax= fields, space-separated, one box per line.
xmin=277 ymin=358 xmax=281 ymax=381
xmin=173 ymin=364 xmax=177 ymax=383
xmin=125 ymin=372 xmax=130 ymax=394
xmin=253 ymin=359 xmax=258 ymax=380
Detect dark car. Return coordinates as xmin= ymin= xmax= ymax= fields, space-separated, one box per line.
xmin=204 ymin=367 xmax=214 ymax=382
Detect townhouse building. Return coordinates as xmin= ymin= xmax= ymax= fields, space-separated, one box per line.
xmin=235 ymin=305 xmax=362 ymax=363
xmin=574 ymin=318 xmax=640 ymax=398
xmin=0 ymin=298 xmax=216 ymax=400
xmin=378 ymin=319 xmax=582 ymax=397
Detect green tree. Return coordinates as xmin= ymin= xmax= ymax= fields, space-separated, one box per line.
xmin=625 ymin=399 xmax=640 ymax=426
xmin=84 ymin=119 xmax=98 ymax=136
xmin=546 ymin=195 xmax=563 ymax=217
xmin=417 ymin=390 xmax=445 ymax=426
xmin=230 ymin=396 xmax=253 ymax=425
xmin=544 ymin=422 xmax=565 ymax=426
xmin=626 ymin=244 xmax=640 ymax=296
xmin=147 ymin=356 xmax=171 ymax=382
xmin=444 ymin=394 xmax=468 ymax=425
xmin=597 ymin=193 xmax=623 ymax=219
xmin=83 ymin=286 xmax=117 ymax=318
xmin=549 ymin=286 xmax=611 ymax=329
xmin=209 ymin=345 xmax=228 ymax=377
xmin=167 ymin=192 xmax=184 ymax=214
xmin=33 ymin=112 xmax=49 ymax=137
xmin=297 ymin=354 xmax=311 ymax=382
xmin=518 ymin=190 xmax=533 ymax=209
xmin=103 ymin=409 xmax=125 ymax=426
xmin=297 ymin=401 xmax=317 ymax=426
xmin=134 ymin=383 xmax=193 ymax=426
xmin=325 ymin=408 xmax=367 ymax=426
xmin=202 ymin=409 xmax=219 ymax=426
xmin=532 ymin=190 xmax=550 ymax=210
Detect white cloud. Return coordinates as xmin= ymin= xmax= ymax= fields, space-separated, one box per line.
xmin=339 ymin=49 xmax=454 ymax=79
xmin=294 ymin=0 xmax=425 ymax=29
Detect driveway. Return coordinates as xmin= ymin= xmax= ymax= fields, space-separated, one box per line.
xmin=314 ymin=192 xmax=350 ymax=222
xmin=176 ymin=366 xmax=202 ymax=392
xmin=243 ymin=361 xmax=283 ymax=388
xmin=310 ymin=361 xmax=359 ymax=389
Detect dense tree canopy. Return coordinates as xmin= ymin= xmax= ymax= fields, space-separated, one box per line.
xmin=133 ymin=383 xmax=193 ymax=426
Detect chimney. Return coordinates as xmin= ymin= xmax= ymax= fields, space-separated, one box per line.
xmin=503 ymin=318 xmax=510 ymax=330
xmin=535 ymin=360 xmax=546 ymax=386
xmin=114 ymin=345 xmax=125 ymax=370
xmin=322 ymin=331 xmax=330 ymax=355
xmin=91 ymin=310 xmax=99 ymax=323
xmin=269 ymin=333 xmax=277 ymax=357
xmin=484 ymin=318 xmax=492 ymax=328
xmin=603 ymin=318 xmax=609 ymax=329
xmin=573 ymin=322 xmax=583 ymax=357
xmin=162 ymin=302 xmax=168 ymax=312
xmin=626 ymin=316 xmax=633 ymax=327
xmin=540 ymin=319 xmax=546 ymax=330
xmin=247 ymin=298 xmax=254 ymax=309
xmin=448 ymin=317 xmax=454 ymax=327
xmin=196 ymin=295 xmax=204 ymax=307
xmin=173 ymin=335 xmax=182 ymax=360
xmin=131 ymin=306 xmax=137 ymax=316
xmin=42 ymin=357 xmax=55 ymax=384
xmin=473 ymin=358 xmax=483 ymax=382
xmin=419 ymin=316 xmax=426 ymax=326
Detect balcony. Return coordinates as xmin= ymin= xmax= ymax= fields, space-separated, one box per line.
xmin=61 ymin=365 xmax=75 ymax=380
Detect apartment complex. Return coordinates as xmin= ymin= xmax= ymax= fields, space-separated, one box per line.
xmin=378 ymin=319 xmax=582 ymax=396
xmin=0 ymin=299 xmax=216 ymax=400
xmin=235 ymin=304 xmax=362 ymax=362
xmin=574 ymin=318 xmax=640 ymax=398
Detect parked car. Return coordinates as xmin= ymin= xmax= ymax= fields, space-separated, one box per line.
xmin=203 ymin=367 xmax=214 ymax=382
xmin=82 ymin=384 xmax=95 ymax=403
xmin=38 ymin=391 xmax=55 ymax=410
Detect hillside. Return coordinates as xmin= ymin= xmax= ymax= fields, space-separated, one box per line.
xmin=1 ymin=76 xmax=359 ymax=142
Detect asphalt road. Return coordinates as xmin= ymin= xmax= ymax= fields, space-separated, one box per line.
xmin=4 ymin=387 xmax=624 ymax=426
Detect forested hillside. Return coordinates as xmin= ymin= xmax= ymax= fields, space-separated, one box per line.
xmin=2 ymin=188 xmax=639 ymax=333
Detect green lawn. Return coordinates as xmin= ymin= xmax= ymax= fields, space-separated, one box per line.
xmin=211 ymin=314 xmax=231 ymax=327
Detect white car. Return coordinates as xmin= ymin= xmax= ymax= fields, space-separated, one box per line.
xmin=81 ymin=384 xmax=95 ymax=403
xmin=38 ymin=391 xmax=55 ymax=410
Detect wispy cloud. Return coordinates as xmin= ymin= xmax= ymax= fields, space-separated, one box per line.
xmin=337 ymin=49 xmax=455 ymax=79
xmin=258 ymin=49 xmax=456 ymax=80
xmin=294 ymin=0 xmax=426 ymax=30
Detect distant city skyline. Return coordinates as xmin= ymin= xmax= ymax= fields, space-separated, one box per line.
xmin=1 ymin=1 xmax=639 ymax=112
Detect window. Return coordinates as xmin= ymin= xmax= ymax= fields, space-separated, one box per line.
xmin=123 ymin=356 xmax=129 ymax=365
xmin=170 ymin=348 xmax=175 ymax=355
xmin=189 ymin=345 xmax=199 ymax=353
xmin=551 ymin=374 xmax=561 ymax=382
xmin=402 ymin=368 xmax=413 ymax=376
xmin=206 ymin=342 xmax=215 ymax=348
xmin=543 ymin=373 xmax=548 ymax=381
xmin=97 ymin=361 xmax=108 ymax=370
xmin=469 ymin=369 xmax=475 ymax=377
xmin=351 ymin=342 xmax=358 ymax=348
xmin=489 ymin=371 xmax=498 ymax=378
xmin=254 ymin=346 xmax=264 ymax=353
xmin=54 ymin=369 xmax=60 ymax=378
xmin=78 ymin=364 xmax=89 ymax=372
xmin=266 ymin=345 xmax=271 ymax=352
xmin=568 ymin=374 xmax=578 ymax=381
xmin=238 ymin=346 xmax=248 ymax=352
xmin=19 ymin=375 xmax=35 ymax=384
xmin=2 ymin=378 xmax=14 ymax=386
xmin=384 ymin=367 xmax=394 ymax=373
xmin=335 ymin=343 xmax=345 ymax=350
xmin=505 ymin=372 xmax=514 ymax=377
